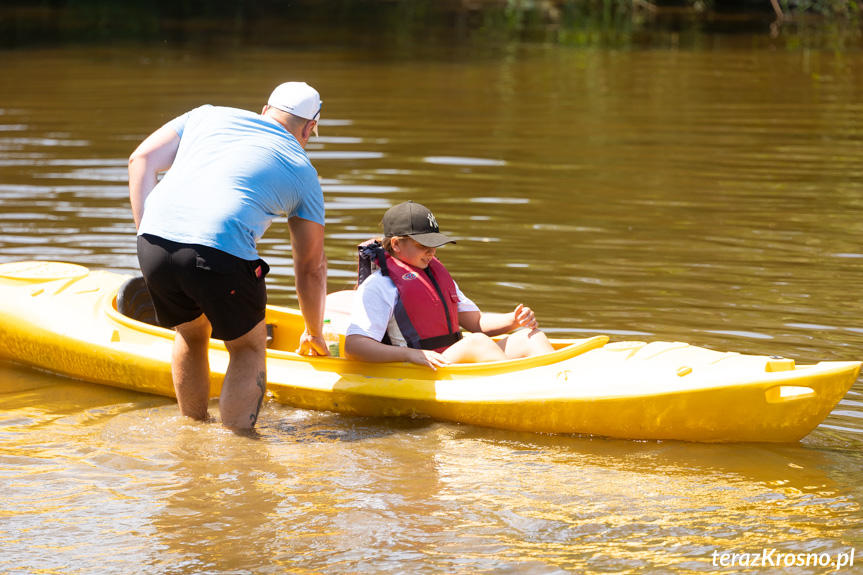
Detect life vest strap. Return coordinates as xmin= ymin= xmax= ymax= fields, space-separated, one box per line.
xmin=383 ymin=331 xmax=462 ymax=351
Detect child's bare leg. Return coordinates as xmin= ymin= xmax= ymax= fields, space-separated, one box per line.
xmin=497 ymin=329 xmax=555 ymax=359
xmin=442 ymin=332 xmax=507 ymax=363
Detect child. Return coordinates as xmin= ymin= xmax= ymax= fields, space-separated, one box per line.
xmin=344 ymin=201 xmax=555 ymax=369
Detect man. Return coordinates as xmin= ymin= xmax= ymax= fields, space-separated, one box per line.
xmin=128 ymin=81 xmax=328 ymax=430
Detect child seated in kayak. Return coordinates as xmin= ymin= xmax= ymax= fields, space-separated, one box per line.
xmin=344 ymin=201 xmax=555 ymax=369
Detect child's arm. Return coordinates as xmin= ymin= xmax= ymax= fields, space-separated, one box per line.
xmin=345 ymin=334 xmax=451 ymax=370
xmin=459 ymin=304 xmax=539 ymax=336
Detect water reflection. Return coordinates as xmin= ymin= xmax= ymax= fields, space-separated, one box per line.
xmin=2 ymin=361 xmax=863 ymax=573
xmin=430 ymin=429 xmax=861 ymax=572
xmin=143 ymin=417 xmax=284 ymax=572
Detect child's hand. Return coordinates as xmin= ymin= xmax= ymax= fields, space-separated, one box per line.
xmin=408 ymin=349 xmax=451 ymax=370
xmin=513 ymin=303 xmax=539 ymax=330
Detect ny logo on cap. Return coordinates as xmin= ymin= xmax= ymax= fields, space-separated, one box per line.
xmin=427 ymin=212 xmax=438 ymax=230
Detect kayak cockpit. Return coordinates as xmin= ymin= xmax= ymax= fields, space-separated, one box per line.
xmin=109 ymin=277 xmax=610 ymax=373
xmin=116 ymin=276 xmax=159 ymax=326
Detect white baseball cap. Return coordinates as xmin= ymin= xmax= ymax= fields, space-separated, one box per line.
xmin=267 ymin=82 xmax=322 ymax=136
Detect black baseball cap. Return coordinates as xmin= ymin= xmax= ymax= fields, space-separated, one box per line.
xmin=382 ymin=201 xmax=456 ymax=248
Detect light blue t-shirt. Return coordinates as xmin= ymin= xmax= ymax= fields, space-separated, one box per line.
xmin=138 ymin=105 xmax=325 ymax=261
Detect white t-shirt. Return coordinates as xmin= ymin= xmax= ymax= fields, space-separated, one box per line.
xmin=347 ymin=270 xmax=479 ymax=346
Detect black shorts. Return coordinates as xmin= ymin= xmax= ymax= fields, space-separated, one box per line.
xmin=136 ymin=234 xmax=269 ymax=341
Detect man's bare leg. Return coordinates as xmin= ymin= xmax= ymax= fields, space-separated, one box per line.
xmin=220 ymin=320 xmax=268 ymax=429
xmin=172 ymin=314 xmax=213 ymax=421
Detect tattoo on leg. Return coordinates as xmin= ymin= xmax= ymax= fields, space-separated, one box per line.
xmin=249 ymin=371 xmax=266 ymax=426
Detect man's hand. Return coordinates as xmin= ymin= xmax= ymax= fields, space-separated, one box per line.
xmin=296 ymin=330 xmax=329 ymax=356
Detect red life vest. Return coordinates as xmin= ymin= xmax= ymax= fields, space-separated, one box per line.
xmin=357 ymin=241 xmax=463 ymax=352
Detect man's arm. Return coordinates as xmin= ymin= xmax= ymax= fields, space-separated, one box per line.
xmin=128 ymin=125 xmax=181 ymax=229
xmin=288 ymin=216 xmax=329 ymax=355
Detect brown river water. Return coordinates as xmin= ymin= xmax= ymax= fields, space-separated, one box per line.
xmin=2 ymin=11 xmax=863 ymax=574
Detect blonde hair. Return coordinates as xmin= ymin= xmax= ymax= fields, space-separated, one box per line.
xmin=382 ymin=236 xmax=409 ymax=257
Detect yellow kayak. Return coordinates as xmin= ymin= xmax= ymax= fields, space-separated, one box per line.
xmin=0 ymin=260 xmax=859 ymax=443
